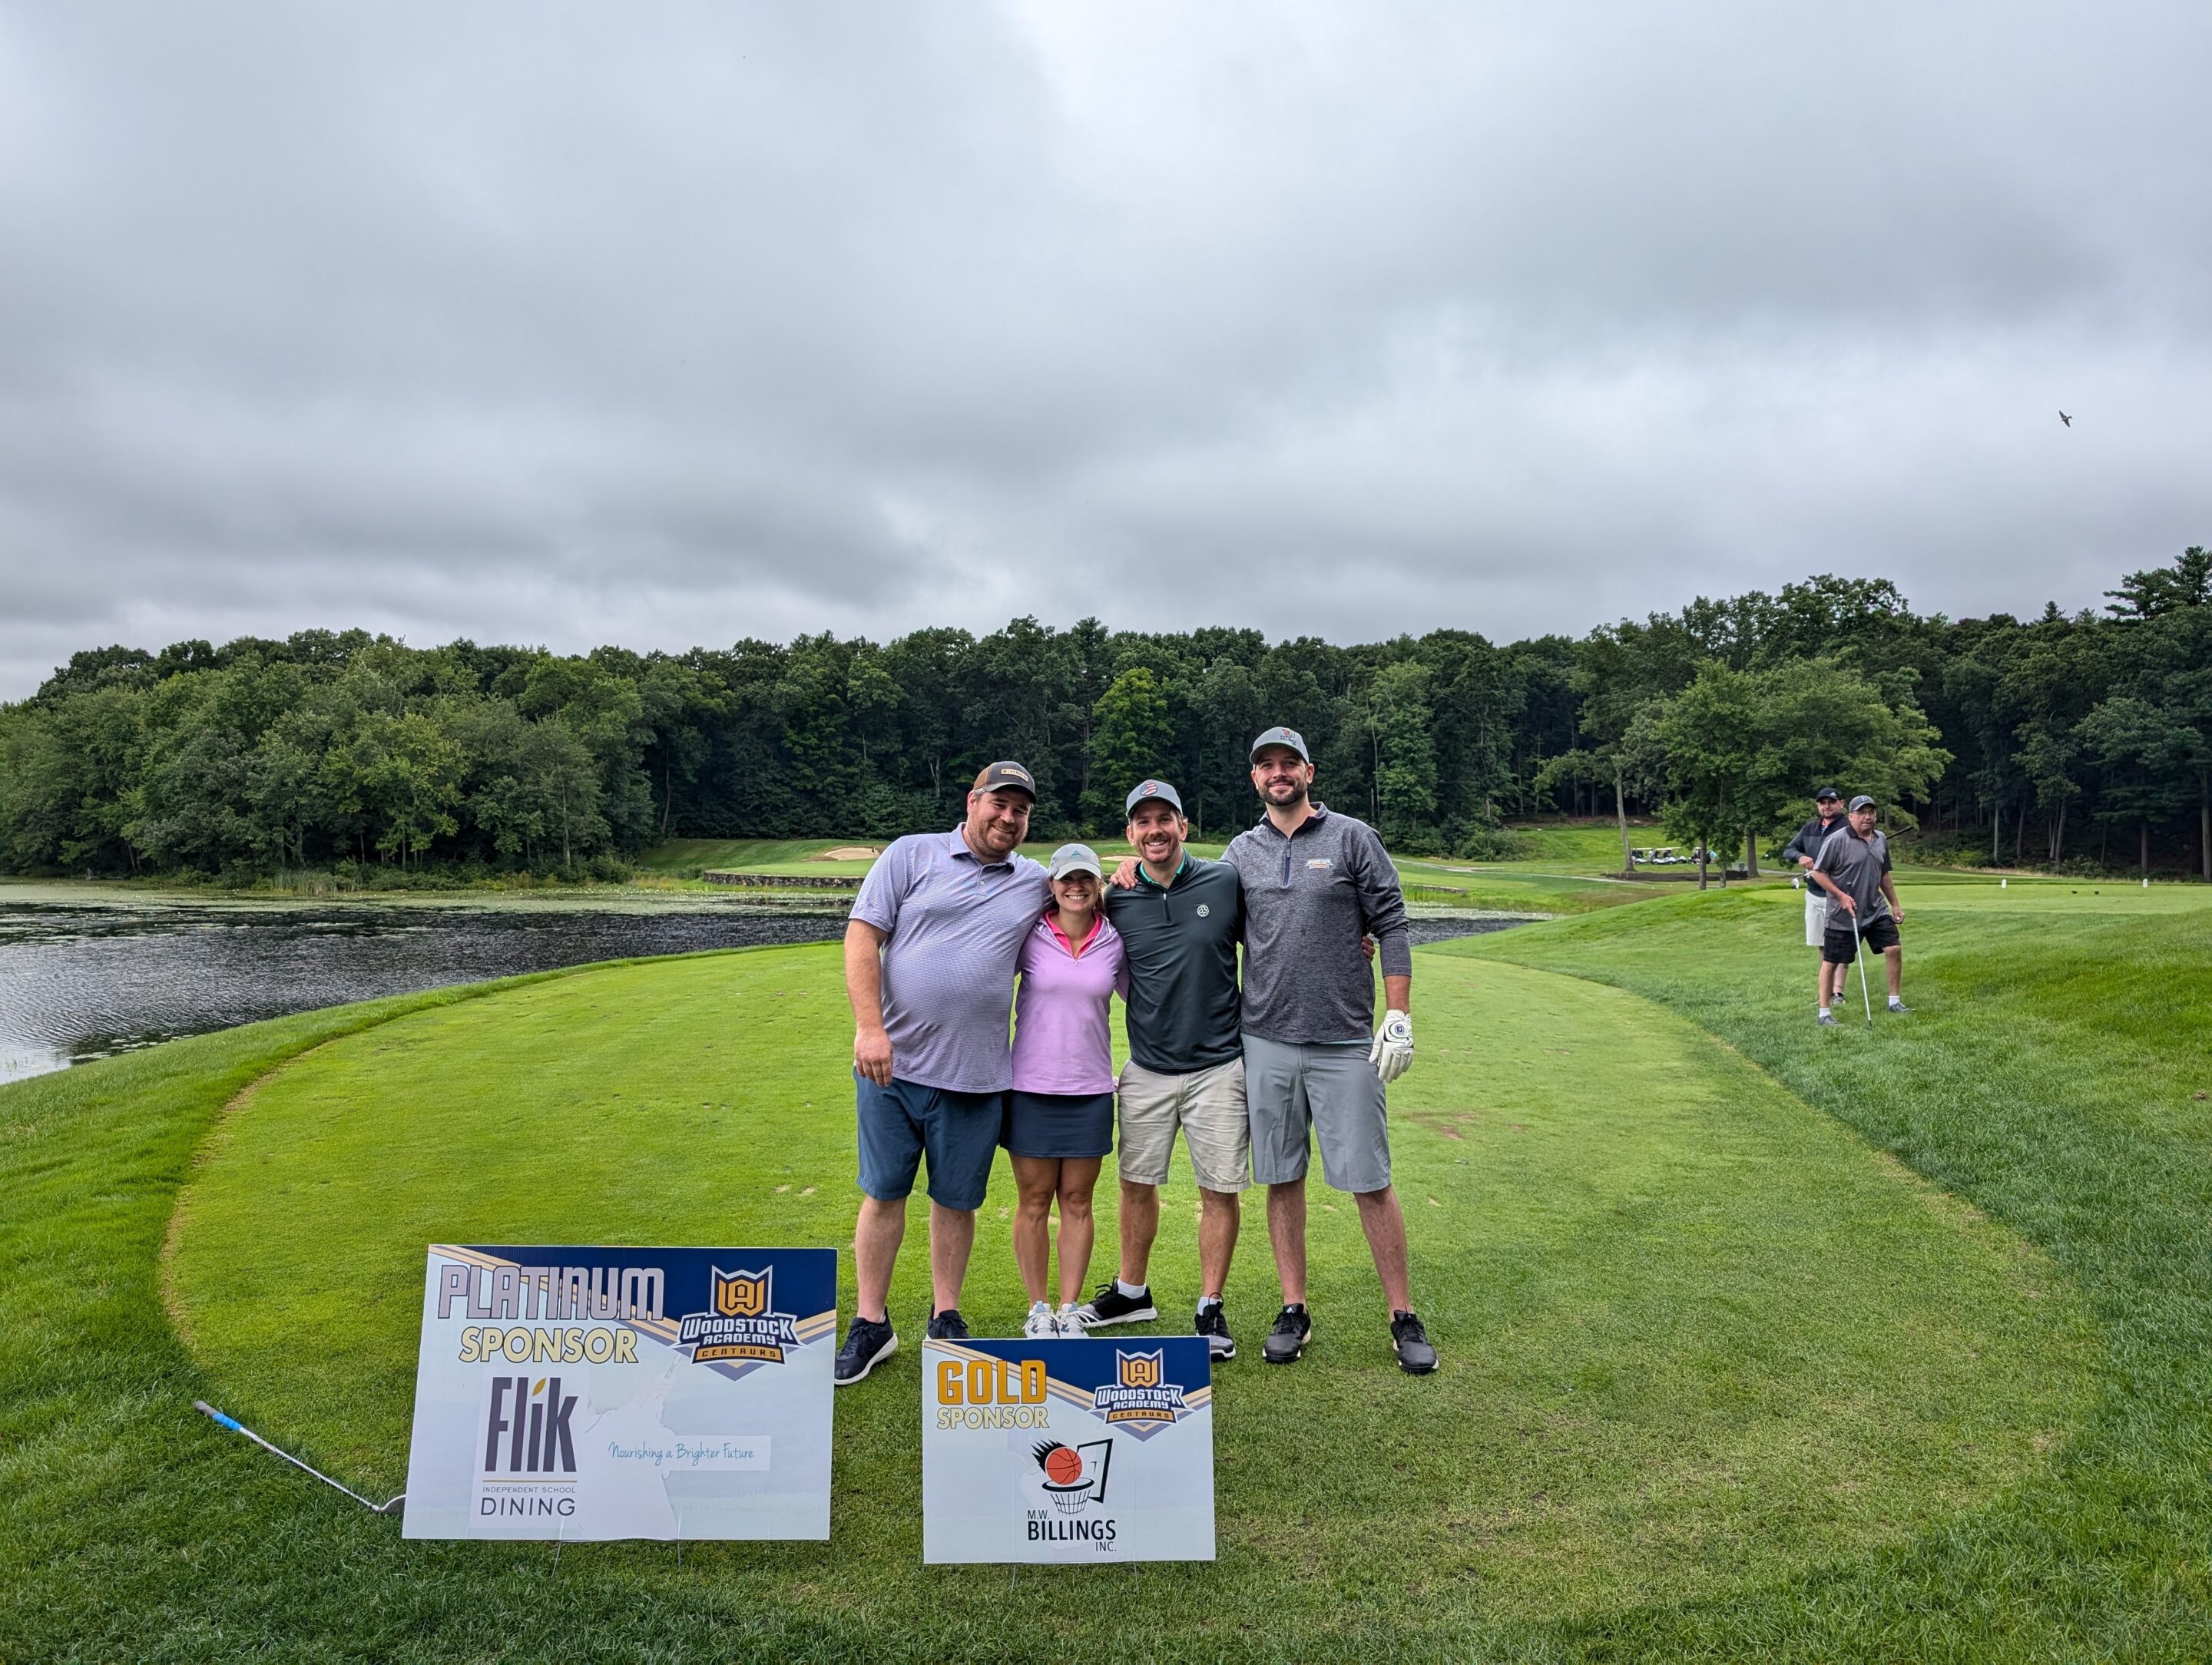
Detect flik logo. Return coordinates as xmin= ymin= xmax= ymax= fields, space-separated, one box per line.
xmin=483 ymin=1375 xmax=579 ymax=1475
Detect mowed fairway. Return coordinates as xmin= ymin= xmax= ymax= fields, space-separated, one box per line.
xmin=141 ymin=942 xmax=2086 ymax=1654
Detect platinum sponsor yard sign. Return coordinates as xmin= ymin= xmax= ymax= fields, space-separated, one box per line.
xmin=402 ymin=1244 xmax=834 ymax=1540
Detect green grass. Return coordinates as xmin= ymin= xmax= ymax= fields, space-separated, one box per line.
xmin=636 ymin=832 xmax=1652 ymax=915
xmin=1436 ymin=888 xmax=2212 ymax=1658
xmin=1498 ymin=819 xmax=1657 ymax=870
xmin=629 ymin=837 xmax=883 ymax=876
xmin=1390 ymin=856 xmax=1649 ymax=914
xmin=1707 ymin=873 xmax=2212 ymax=919
xmin=8 ymin=931 xmax=2107 ymax=1660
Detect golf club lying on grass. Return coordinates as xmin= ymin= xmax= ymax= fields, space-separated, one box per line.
xmin=1849 ymin=909 xmax=1875 ymax=1031
xmin=194 ymin=1400 xmax=405 ymax=1516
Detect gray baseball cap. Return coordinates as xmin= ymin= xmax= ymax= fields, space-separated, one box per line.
xmin=1848 ymin=794 xmax=1878 ymax=812
xmin=1249 ymin=726 xmax=1311 ymax=764
xmin=1124 ymin=778 xmax=1184 ymax=816
xmin=1048 ymin=842 xmax=1104 ymax=880
xmin=972 ymin=760 xmax=1037 ymax=799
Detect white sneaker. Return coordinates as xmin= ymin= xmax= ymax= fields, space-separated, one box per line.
xmin=1023 ymin=1300 xmax=1056 ymax=1339
xmin=1055 ymin=1303 xmax=1085 ymax=1337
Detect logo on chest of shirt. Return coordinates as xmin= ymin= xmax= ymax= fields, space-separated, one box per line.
xmin=1195 ymin=904 xmax=1210 ymax=917
xmin=1306 ymin=859 xmax=1331 ymax=872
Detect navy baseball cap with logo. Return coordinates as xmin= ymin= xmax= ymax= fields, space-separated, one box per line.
xmin=1248 ymin=726 xmax=1311 ymax=764
xmin=1814 ymin=786 xmax=1843 ymax=802
xmin=1124 ymin=779 xmax=1184 ymax=816
xmin=972 ymin=760 xmax=1036 ymax=799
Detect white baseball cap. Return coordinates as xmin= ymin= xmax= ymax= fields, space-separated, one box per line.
xmin=1048 ymin=843 xmax=1104 ymax=879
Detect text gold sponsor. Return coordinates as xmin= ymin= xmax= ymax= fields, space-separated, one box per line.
xmin=935 ymin=1356 xmax=1052 ymax=1429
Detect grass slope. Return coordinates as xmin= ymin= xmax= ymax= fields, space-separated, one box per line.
xmin=631 ymin=838 xmax=881 ymax=876
xmin=1390 ymin=856 xmax=1647 ymax=914
xmin=5 ymin=937 xmax=2084 ymax=1661
xmin=1499 ymin=820 xmax=1653 ymax=870
xmin=1440 ymin=885 xmax=2212 ymax=1659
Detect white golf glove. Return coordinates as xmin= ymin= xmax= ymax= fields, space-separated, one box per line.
xmin=1369 ymin=1009 xmax=1413 ymax=1083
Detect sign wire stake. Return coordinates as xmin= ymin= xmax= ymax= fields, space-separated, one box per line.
xmin=194 ymin=1400 xmax=404 ymax=1515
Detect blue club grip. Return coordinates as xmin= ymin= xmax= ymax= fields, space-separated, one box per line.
xmin=194 ymin=1400 xmax=244 ymax=1432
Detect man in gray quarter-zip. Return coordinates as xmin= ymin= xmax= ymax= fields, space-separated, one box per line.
xmin=1221 ymin=726 xmax=1438 ymax=1376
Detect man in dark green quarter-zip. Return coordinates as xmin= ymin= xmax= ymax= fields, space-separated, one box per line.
xmin=1079 ymin=779 xmax=1248 ymax=1362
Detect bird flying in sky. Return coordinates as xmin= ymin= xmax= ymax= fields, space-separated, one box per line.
xmin=2059 ymin=411 xmax=2072 ymax=426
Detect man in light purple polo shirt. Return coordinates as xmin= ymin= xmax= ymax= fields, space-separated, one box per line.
xmin=833 ymin=761 xmax=1049 ymax=1385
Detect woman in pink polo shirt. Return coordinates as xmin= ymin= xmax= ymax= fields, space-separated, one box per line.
xmin=1008 ymin=843 xmax=1128 ymax=1338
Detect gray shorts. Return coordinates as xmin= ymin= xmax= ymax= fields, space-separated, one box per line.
xmin=1804 ymin=887 xmax=1830 ymax=947
xmin=1116 ymin=1057 xmax=1249 ymax=1193
xmin=1242 ymin=1034 xmax=1390 ymax=1194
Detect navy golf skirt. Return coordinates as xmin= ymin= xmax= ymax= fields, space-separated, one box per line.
xmin=1002 ymin=1091 xmax=1114 ymax=1160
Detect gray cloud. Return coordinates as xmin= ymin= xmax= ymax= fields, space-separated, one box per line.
xmin=3 ymin=1 xmax=2207 ymax=694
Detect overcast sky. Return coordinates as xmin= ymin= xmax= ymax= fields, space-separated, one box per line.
xmin=3 ymin=2 xmax=2207 ymax=697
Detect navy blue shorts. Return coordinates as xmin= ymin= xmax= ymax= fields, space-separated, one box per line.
xmin=1002 ymin=1091 xmax=1114 ymax=1160
xmin=855 ymin=1073 xmax=1004 ymax=1210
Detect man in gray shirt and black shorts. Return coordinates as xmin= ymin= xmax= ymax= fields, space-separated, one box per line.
xmin=1811 ymin=793 xmax=1909 ymax=1022
xmin=1224 ymin=727 xmax=1438 ymax=1375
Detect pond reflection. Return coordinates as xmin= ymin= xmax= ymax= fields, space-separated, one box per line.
xmin=0 ymin=902 xmax=853 ymax=1080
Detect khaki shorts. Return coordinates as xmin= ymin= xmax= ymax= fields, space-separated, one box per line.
xmin=1804 ymin=887 xmax=1830 ymax=947
xmin=1115 ymin=1057 xmax=1250 ymax=1193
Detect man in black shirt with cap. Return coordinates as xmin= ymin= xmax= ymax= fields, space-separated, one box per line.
xmin=1081 ymin=778 xmax=1250 ymax=1362
xmin=1781 ymin=787 xmax=1847 ymax=1019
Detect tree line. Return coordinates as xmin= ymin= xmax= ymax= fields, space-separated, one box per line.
xmin=2 ymin=549 xmax=2205 ymax=884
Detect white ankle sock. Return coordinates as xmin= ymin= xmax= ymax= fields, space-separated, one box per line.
xmin=1116 ymin=1278 xmax=1146 ymax=1299
xmin=1196 ymin=1296 xmax=1221 ymax=1315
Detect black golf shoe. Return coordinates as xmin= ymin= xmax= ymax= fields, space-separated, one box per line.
xmin=1076 ymin=1282 xmax=1157 ymax=1328
xmin=1262 ymin=1303 xmax=1311 ymax=1365
xmin=1195 ymin=1300 xmax=1236 ymax=1362
xmin=926 ymin=1308 xmax=970 ymax=1341
xmin=833 ymin=1316 xmax=897 ymax=1386
xmin=1391 ymin=1309 xmax=1439 ymax=1375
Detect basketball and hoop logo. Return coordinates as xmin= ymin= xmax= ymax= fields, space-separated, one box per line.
xmin=1031 ymin=1438 xmax=1114 ymax=1510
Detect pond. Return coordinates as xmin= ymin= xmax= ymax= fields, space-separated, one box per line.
xmin=0 ymin=896 xmax=1520 ymax=1081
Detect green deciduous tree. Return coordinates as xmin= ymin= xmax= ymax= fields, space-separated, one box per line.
xmin=1655 ymin=659 xmax=1949 ymax=889
xmin=6 ymin=553 xmax=2210 ymax=885
xmin=1363 ymin=660 xmax=1438 ymax=847
xmin=1084 ymin=668 xmax=1172 ymax=829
